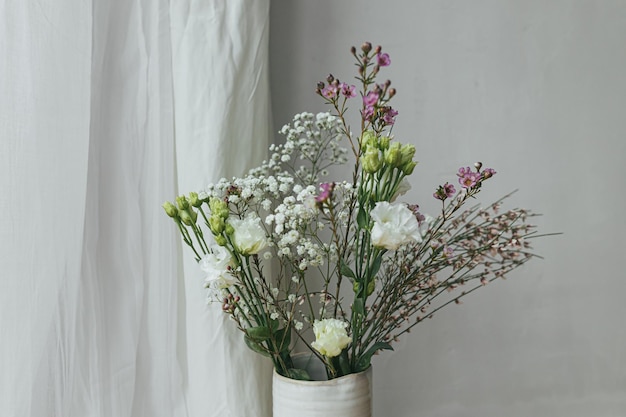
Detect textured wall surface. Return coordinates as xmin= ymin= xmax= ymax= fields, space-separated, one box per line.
xmin=269 ymin=1 xmax=626 ymax=416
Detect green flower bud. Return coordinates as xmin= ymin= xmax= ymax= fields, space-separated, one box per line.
xmin=401 ymin=160 xmax=417 ymax=175
xmin=400 ymin=144 xmax=416 ymax=165
xmin=209 ymin=197 xmax=229 ymax=219
xmin=214 ymin=235 xmax=227 ymax=246
xmin=225 ymin=223 xmax=235 ymax=236
xmin=209 ymin=215 xmax=225 ymax=234
xmin=367 ymin=279 xmax=376 ymax=296
xmin=384 ymin=142 xmax=402 ymax=167
xmin=189 ymin=192 xmax=202 ymax=208
xmin=378 ymin=136 xmax=391 ymax=150
xmin=361 ymin=147 xmax=382 ymax=173
xmin=188 ymin=208 xmax=198 ymax=223
xmin=162 ymin=201 xmax=178 ymax=218
xmin=179 ymin=210 xmax=194 ymax=226
xmin=176 ymin=195 xmax=189 ymax=210
xmin=360 ymin=130 xmax=377 ymax=148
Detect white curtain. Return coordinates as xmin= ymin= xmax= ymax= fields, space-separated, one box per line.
xmin=0 ymin=1 xmax=271 ymax=416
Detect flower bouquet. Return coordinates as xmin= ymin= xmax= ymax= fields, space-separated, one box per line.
xmin=163 ymin=42 xmax=547 ymax=382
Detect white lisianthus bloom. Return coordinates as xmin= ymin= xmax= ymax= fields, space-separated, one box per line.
xmin=200 ymin=245 xmax=235 ymax=289
xmin=228 ymin=215 xmax=269 ymax=255
xmin=311 ymin=318 xmax=352 ymax=358
xmin=370 ymin=202 xmax=422 ymax=250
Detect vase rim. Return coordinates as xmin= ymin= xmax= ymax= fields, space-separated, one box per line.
xmin=273 ymin=365 xmax=372 ymax=386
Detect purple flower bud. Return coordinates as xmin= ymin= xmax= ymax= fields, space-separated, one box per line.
xmin=482 ymin=168 xmax=496 ymax=179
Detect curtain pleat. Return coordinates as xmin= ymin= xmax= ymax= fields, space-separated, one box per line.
xmin=0 ymin=1 xmax=271 ymax=416
xmin=170 ymin=1 xmax=273 ymax=416
xmin=0 ymin=2 xmax=92 ymax=416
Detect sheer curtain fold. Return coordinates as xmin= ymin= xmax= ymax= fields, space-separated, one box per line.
xmin=0 ymin=2 xmax=92 ymax=417
xmin=171 ymin=1 xmax=272 ymax=416
xmin=1 ymin=1 xmax=271 ymax=416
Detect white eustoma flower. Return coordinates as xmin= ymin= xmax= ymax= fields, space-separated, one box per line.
xmin=370 ymin=201 xmax=422 ymax=250
xmin=228 ymin=215 xmax=269 ymax=255
xmin=200 ymin=245 xmax=235 ymax=289
xmin=311 ymin=318 xmax=352 ymax=358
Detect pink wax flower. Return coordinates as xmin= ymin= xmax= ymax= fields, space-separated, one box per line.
xmin=321 ymin=85 xmax=338 ymax=99
xmin=457 ymin=167 xmax=482 ymax=189
xmin=340 ymin=83 xmax=357 ymax=98
xmin=433 ymin=182 xmax=456 ymax=200
xmin=482 ymin=168 xmax=496 ymax=179
xmin=377 ymin=52 xmax=391 ymax=67
xmin=362 ymin=105 xmax=376 ymax=121
xmin=315 ymin=182 xmax=336 ymax=206
xmin=382 ymin=107 xmax=398 ymax=125
xmin=363 ymin=91 xmax=379 ymax=107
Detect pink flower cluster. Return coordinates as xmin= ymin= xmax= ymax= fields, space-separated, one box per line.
xmin=456 ymin=165 xmax=496 ymax=189
xmin=321 ymin=82 xmax=357 ymax=100
xmin=318 ymin=74 xmax=357 ymax=101
xmin=361 ymin=89 xmax=398 ymax=125
xmin=433 ymin=164 xmax=497 ymax=201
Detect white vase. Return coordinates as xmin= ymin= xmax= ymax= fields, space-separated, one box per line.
xmin=272 ymin=354 xmax=373 ymax=417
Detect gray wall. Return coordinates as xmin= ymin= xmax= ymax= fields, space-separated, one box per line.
xmin=269 ymin=1 xmax=626 ymax=416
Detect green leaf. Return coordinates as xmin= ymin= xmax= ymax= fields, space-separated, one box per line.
xmin=270 ymin=319 xmax=280 ymax=332
xmin=368 ymin=255 xmax=382 ymax=280
xmin=286 ymin=368 xmax=311 ymax=381
xmin=338 ymin=349 xmax=351 ymax=376
xmin=340 ymin=259 xmax=356 ymax=279
xmin=244 ymin=335 xmax=271 ymax=357
xmin=355 ymin=342 xmax=393 ymax=372
xmin=353 ymin=299 xmax=365 ymax=316
xmin=246 ymin=326 xmax=271 ymax=342
xmin=275 ymin=327 xmax=291 ymax=352
xmin=357 ymin=207 xmax=368 ymax=229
